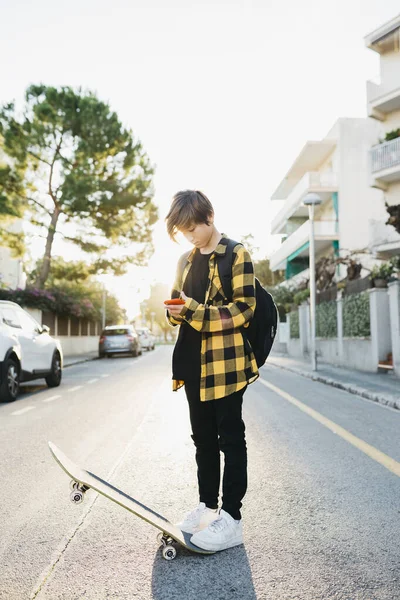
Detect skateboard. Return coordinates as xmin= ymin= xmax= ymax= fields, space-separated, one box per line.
xmin=48 ymin=442 xmax=215 ymax=560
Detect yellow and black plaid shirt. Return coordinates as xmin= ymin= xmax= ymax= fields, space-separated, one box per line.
xmin=167 ymin=234 xmax=259 ymax=401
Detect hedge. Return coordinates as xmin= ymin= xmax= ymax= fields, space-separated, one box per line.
xmin=290 ymin=310 xmax=300 ymax=338
xmin=316 ymin=300 xmax=337 ymax=338
xmin=0 ymin=287 xmax=99 ymax=319
xmin=343 ymin=292 xmax=370 ymax=338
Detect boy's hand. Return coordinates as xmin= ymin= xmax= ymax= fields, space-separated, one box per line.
xmin=165 ymin=291 xmax=188 ymax=317
xmin=167 ymin=303 xmax=184 ymax=317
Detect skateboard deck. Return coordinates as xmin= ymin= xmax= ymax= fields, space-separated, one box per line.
xmin=48 ymin=442 xmax=215 ymax=560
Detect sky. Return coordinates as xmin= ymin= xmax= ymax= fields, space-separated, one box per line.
xmin=1 ymin=0 xmax=399 ymax=318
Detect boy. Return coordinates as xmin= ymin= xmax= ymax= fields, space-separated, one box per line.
xmin=164 ymin=189 xmax=259 ymax=552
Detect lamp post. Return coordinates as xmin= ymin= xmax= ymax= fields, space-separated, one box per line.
xmin=101 ymin=283 xmax=106 ymax=329
xmin=303 ymin=192 xmax=322 ymax=371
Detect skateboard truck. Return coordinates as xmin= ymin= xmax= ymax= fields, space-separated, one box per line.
xmin=157 ymin=533 xmax=177 ymax=561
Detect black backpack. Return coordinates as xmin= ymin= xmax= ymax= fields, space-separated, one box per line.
xmin=178 ymin=239 xmax=278 ymax=368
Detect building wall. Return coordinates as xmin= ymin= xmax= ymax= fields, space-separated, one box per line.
xmin=384 ymin=180 xmax=400 ymax=208
xmin=0 ymin=216 xmax=26 ymax=290
xmin=380 ymin=50 xmax=400 ymax=91
xmin=337 ymin=118 xmax=385 ymax=254
xmin=384 ymin=107 xmax=400 ymax=132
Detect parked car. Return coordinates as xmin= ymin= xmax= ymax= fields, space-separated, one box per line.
xmin=0 ymin=301 xmax=63 ymax=402
xmin=136 ymin=327 xmax=155 ymax=351
xmin=99 ymin=325 xmax=142 ymax=358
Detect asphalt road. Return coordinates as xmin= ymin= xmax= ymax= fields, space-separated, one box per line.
xmin=0 ymin=345 xmax=399 ymax=600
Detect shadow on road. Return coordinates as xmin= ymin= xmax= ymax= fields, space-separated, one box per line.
xmin=151 ymin=543 xmax=257 ymax=600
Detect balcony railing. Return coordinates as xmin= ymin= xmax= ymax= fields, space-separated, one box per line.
xmin=271 ymin=171 xmax=338 ymax=235
xmin=370 ymin=137 xmax=400 ymax=173
xmin=270 ymin=220 xmax=338 ymax=271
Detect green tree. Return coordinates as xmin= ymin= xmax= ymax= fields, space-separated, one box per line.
xmin=0 ymin=85 xmax=158 ymax=287
xmin=0 ymin=143 xmax=26 ymax=256
xmin=254 ymin=258 xmax=285 ymax=288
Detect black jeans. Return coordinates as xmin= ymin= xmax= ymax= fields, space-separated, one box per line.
xmin=184 ymin=380 xmax=247 ymax=521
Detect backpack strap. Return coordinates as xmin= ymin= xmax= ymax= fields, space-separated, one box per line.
xmin=216 ymin=238 xmax=242 ymax=302
xmin=177 ymin=250 xmax=191 ymax=290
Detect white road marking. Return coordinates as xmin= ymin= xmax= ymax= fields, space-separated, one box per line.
xmin=87 ymin=379 xmax=99 ymax=384
xmin=67 ymin=386 xmax=83 ymax=392
xmin=12 ymin=406 xmax=36 ymax=416
xmin=43 ymin=395 xmax=61 ymax=403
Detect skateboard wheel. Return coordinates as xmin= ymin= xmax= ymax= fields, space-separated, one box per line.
xmin=162 ymin=545 xmax=177 ymax=561
xmin=70 ymin=490 xmax=84 ymax=504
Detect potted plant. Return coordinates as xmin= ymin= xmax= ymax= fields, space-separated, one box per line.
xmin=370 ymin=262 xmax=394 ymax=288
xmin=385 ymin=128 xmax=400 ymax=142
xmin=390 ymin=256 xmax=400 ymax=279
xmin=293 ymin=288 xmax=310 ymax=305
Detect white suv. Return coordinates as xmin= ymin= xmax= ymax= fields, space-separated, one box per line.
xmin=0 ymin=301 xmax=63 ymax=402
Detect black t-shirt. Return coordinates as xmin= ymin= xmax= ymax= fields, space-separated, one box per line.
xmin=172 ymin=249 xmax=212 ymax=381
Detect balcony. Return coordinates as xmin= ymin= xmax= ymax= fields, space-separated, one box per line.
xmin=367 ymin=77 xmax=400 ymax=120
xmin=270 ymin=220 xmax=339 ymax=272
xmin=369 ymin=137 xmax=400 ymax=189
xmin=271 ymin=171 xmax=338 ymax=235
xmin=369 ymin=219 xmax=400 ymax=258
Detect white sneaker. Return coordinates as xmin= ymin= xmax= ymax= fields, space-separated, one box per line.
xmin=190 ymin=509 xmax=243 ymax=551
xmin=176 ymin=502 xmax=218 ymax=534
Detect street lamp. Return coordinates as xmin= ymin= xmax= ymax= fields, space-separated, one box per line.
xmin=101 ymin=283 xmax=106 ymax=329
xmin=303 ymin=192 xmax=322 ymax=371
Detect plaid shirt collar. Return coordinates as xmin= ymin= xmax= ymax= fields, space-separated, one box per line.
xmin=186 ymin=233 xmax=229 ymax=263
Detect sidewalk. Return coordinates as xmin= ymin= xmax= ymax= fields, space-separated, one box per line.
xmin=265 ymin=353 xmax=400 ymax=410
xmin=63 ymin=351 xmax=99 ymax=367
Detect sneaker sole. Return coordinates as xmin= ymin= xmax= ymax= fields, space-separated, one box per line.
xmin=190 ymin=536 xmax=243 ymax=552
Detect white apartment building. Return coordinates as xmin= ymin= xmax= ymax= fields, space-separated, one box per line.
xmin=269 ymin=118 xmax=384 ymax=286
xmin=0 ymin=218 xmax=26 ymax=290
xmin=0 ymin=147 xmax=26 ymax=290
xmin=365 ymin=13 xmax=400 ymax=258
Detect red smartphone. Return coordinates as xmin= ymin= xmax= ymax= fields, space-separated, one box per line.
xmin=164 ymin=298 xmax=185 ymax=305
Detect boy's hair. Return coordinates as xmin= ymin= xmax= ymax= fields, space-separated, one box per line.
xmin=166 ymin=190 xmax=214 ymax=241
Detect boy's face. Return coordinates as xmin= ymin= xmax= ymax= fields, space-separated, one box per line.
xmin=179 ymin=220 xmax=214 ymax=249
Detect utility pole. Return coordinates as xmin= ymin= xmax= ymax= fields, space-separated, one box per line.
xmin=101 ymin=284 xmax=106 ymax=329
xmin=303 ymin=193 xmax=322 ymax=371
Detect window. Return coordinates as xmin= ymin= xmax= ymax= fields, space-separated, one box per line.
xmin=16 ymin=309 xmax=41 ymax=333
xmin=0 ymin=307 xmax=22 ymax=329
xmin=102 ymin=328 xmax=129 ymax=336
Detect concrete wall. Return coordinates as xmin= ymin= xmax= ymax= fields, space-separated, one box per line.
xmin=56 ymin=336 xmax=99 ymax=357
xmin=388 ymin=280 xmax=400 ymax=375
xmin=23 ymin=307 xmax=99 ymax=358
xmin=287 ymin=338 xmax=303 ymax=358
xmin=341 ymin=339 xmax=376 ymax=371
xmin=286 ymin=286 xmax=399 ymax=375
xmin=315 ymin=338 xmax=375 ymax=371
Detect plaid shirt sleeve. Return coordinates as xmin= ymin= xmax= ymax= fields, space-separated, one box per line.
xmin=180 ymin=245 xmax=255 ymax=332
xmin=165 ymin=262 xmax=185 ymax=327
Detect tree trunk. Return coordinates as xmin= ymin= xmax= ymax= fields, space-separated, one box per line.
xmin=36 ymin=208 xmax=60 ymax=288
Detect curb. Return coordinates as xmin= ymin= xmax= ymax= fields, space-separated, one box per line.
xmin=64 ymin=355 xmax=99 ymax=369
xmin=266 ymin=360 xmax=400 ymax=411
